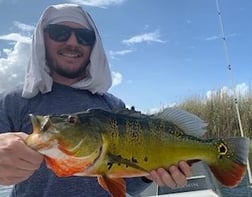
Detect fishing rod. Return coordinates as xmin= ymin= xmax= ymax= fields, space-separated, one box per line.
xmin=215 ymin=0 xmax=252 ymax=187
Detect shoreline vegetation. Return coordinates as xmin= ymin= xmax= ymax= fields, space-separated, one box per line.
xmin=179 ymin=92 xmax=252 ymax=139
xmin=177 ymin=91 xmax=252 ymax=171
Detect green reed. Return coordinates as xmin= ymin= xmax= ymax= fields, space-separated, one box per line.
xmin=179 ymin=91 xmax=252 ymax=139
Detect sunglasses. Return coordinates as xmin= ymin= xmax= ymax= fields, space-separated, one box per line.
xmin=44 ymin=24 xmax=96 ymax=46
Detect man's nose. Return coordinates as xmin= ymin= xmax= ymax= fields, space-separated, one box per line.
xmin=65 ymin=32 xmax=79 ymax=45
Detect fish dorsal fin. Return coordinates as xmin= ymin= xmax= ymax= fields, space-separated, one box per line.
xmin=155 ymin=107 xmax=208 ymax=137
xmin=114 ymin=107 xmax=147 ymax=119
xmin=98 ymin=176 xmax=126 ymax=197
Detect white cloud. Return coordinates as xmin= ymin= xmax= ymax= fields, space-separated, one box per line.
xmin=0 ymin=41 xmax=31 ymax=92
xmin=144 ymin=103 xmax=177 ymax=114
xmin=111 ymin=71 xmax=122 ymax=87
xmin=206 ymin=83 xmax=249 ymax=99
xmin=109 ymin=49 xmax=133 ymax=59
xmin=0 ymin=33 xmax=31 ymax=43
xmin=122 ymin=30 xmax=166 ymax=45
xmin=235 ymin=83 xmax=249 ymax=96
xmin=68 ymin=0 xmax=126 ymax=8
xmin=145 ymin=83 xmax=250 ymax=115
xmin=0 ymin=23 xmax=33 ymax=92
xmin=13 ymin=21 xmax=35 ymax=32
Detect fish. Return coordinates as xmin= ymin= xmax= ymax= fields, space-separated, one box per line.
xmin=25 ymin=107 xmax=250 ymax=197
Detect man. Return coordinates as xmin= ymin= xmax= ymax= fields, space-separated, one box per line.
xmin=0 ymin=4 xmax=192 ymax=196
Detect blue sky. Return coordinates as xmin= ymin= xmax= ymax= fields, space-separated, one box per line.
xmin=0 ymin=0 xmax=251 ymax=112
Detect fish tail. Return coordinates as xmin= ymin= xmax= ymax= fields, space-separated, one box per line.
xmin=208 ymin=137 xmax=250 ymax=187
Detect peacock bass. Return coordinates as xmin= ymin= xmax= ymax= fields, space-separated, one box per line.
xmin=25 ymin=107 xmax=250 ymax=197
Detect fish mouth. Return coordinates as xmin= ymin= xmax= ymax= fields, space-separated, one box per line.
xmin=26 ymin=132 xmax=56 ymax=151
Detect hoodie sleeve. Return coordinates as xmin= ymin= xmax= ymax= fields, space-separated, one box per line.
xmin=125 ymin=177 xmax=153 ymax=196
xmin=0 ymin=88 xmax=29 ymax=132
xmin=103 ymin=92 xmax=126 ymax=111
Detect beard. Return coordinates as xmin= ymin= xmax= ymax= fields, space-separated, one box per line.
xmin=50 ymin=62 xmax=89 ymax=79
xmin=45 ymin=45 xmax=91 ymax=80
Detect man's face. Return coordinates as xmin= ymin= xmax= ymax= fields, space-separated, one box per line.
xmin=44 ymin=21 xmax=93 ymax=83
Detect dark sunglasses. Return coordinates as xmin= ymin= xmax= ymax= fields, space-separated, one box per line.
xmin=44 ymin=24 xmax=96 ymax=46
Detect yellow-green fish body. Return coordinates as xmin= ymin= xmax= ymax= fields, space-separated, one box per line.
xmin=26 ymin=108 xmax=250 ymax=197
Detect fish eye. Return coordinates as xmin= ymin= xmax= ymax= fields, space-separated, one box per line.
xmin=67 ymin=115 xmax=78 ymax=124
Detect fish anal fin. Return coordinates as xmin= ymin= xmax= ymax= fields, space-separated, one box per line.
xmin=209 ymin=162 xmax=246 ymax=187
xmin=98 ymin=176 xmax=126 ymax=197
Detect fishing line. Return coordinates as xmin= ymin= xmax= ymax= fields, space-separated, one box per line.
xmin=215 ymin=0 xmax=252 ymax=187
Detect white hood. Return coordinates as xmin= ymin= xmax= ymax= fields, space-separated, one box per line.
xmin=22 ymin=3 xmax=112 ymax=98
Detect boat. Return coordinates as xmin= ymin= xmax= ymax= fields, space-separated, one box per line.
xmin=134 ymin=162 xmax=222 ymax=197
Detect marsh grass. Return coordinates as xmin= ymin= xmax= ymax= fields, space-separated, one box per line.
xmin=178 ymin=91 xmax=252 ymax=169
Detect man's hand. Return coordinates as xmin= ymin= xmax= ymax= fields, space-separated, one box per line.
xmin=145 ymin=161 xmax=192 ymax=188
xmin=0 ymin=132 xmax=44 ymax=185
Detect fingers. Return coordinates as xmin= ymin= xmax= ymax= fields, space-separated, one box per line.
xmin=2 ymin=132 xmax=43 ymax=170
xmin=178 ymin=160 xmax=192 ymax=177
xmin=168 ymin=165 xmax=187 ymax=187
xmin=146 ymin=161 xmax=192 ymax=189
xmin=0 ymin=164 xmax=35 ymax=185
xmin=0 ymin=132 xmax=44 ymax=185
xmin=151 ymin=168 xmax=176 ymax=187
xmin=17 ymin=144 xmax=44 ymax=169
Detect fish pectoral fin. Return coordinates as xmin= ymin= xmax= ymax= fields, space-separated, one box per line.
xmin=98 ymin=176 xmax=126 ymax=197
xmin=45 ymin=157 xmax=72 ymax=177
xmin=45 ymin=156 xmax=85 ymax=177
